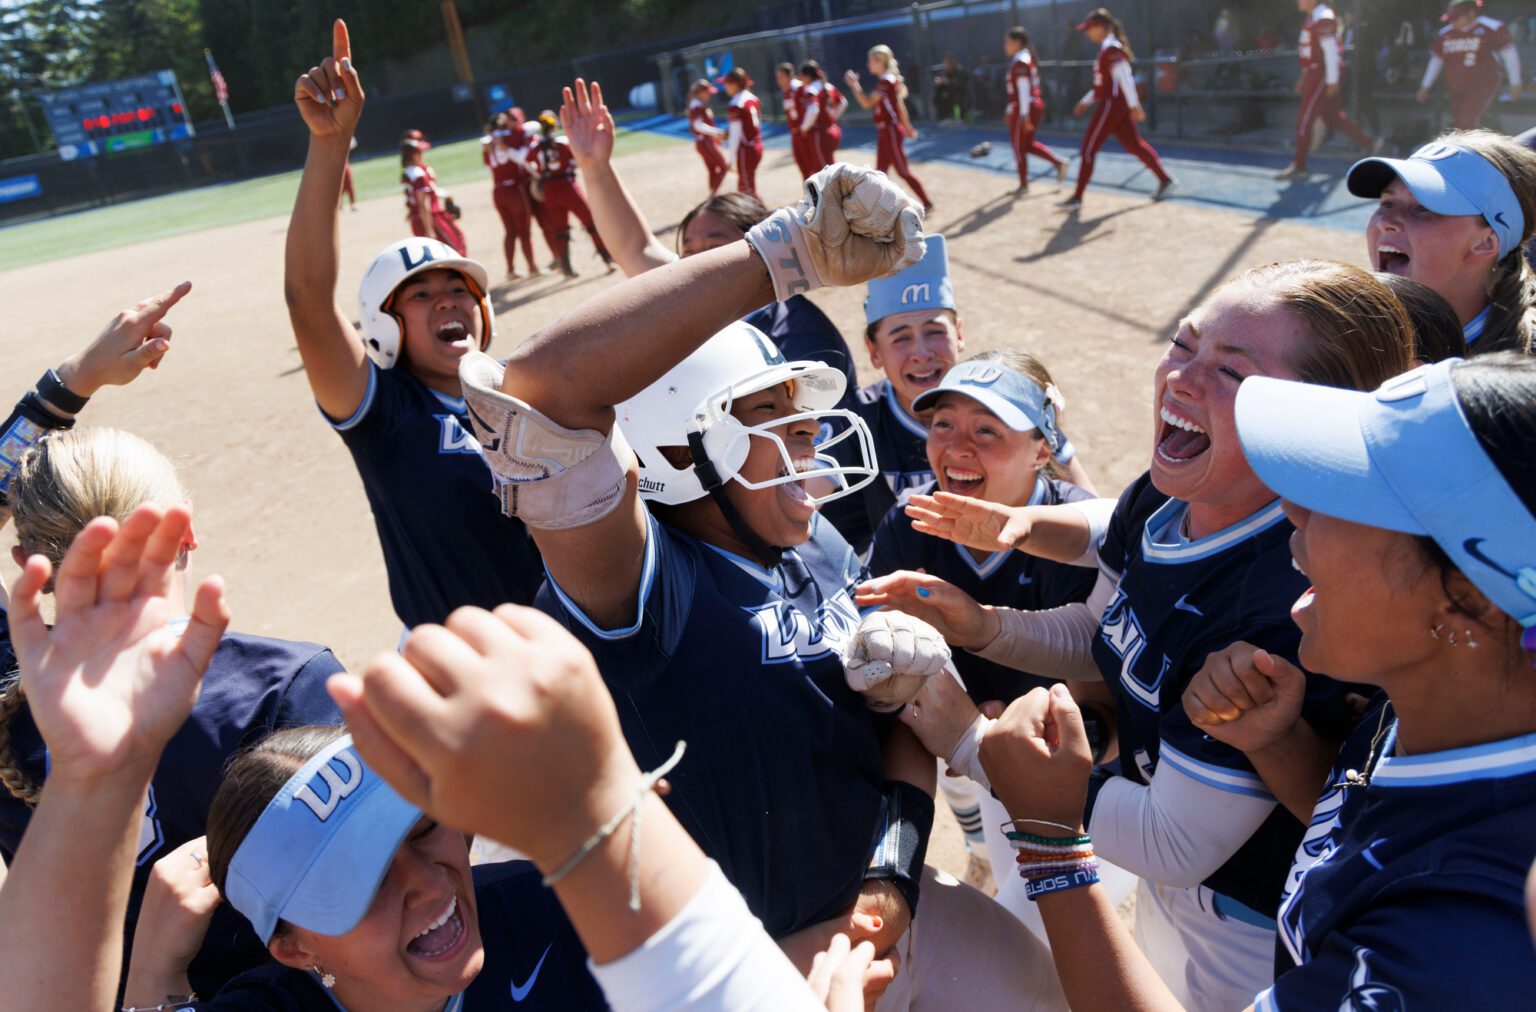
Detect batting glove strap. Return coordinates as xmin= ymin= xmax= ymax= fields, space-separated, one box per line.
xmin=745 ymin=163 xmax=926 ymax=303
xmin=864 ymin=780 xmax=935 ymax=916
xmin=459 ymin=350 xmax=633 ymax=530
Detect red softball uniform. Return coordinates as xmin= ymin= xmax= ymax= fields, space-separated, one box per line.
xmin=403 ymin=163 xmax=465 ymax=255
xmin=529 ymin=134 xmax=609 ymax=263
xmin=784 ymin=78 xmax=814 ymax=179
xmin=1291 ymin=3 xmax=1373 ymax=171
xmin=870 ymin=73 xmax=931 ymax=206
xmin=800 ymin=80 xmax=842 ymax=173
xmin=1005 ymin=48 xmax=1062 ymax=186
xmin=483 ymin=130 xmax=536 ymax=275
xmin=1425 ymin=16 xmax=1520 ymax=129
xmin=688 ymin=98 xmax=728 ymax=192
xmin=1070 ymin=36 xmax=1169 ymax=201
xmin=726 ymin=89 xmax=764 ymax=198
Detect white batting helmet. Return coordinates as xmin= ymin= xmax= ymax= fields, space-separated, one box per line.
xmin=616 ymin=321 xmax=877 ymax=507
xmin=357 ymin=239 xmax=495 ymax=369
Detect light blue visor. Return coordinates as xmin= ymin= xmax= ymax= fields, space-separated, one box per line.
xmin=912 ymin=360 xmax=1060 ymax=450
xmin=865 ymin=233 xmax=955 ymax=325
xmin=224 ymin=735 xmax=422 ymax=942
xmin=1348 ymin=141 xmax=1525 ymax=259
xmin=1235 ymin=360 xmax=1536 ymax=629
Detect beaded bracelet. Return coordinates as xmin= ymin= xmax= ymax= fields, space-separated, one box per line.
xmin=1005 ymin=818 xmax=1100 ymax=901
xmin=1006 ymin=830 xmax=1092 ymax=847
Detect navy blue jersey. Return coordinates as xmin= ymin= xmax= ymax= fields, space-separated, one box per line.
xmin=1085 ymin=472 xmax=1344 ymax=916
xmin=326 ymin=362 xmax=543 ymax=629
xmin=537 ymin=511 xmax=887 ymax=938
xmin=0 ymin=619 xmax=344 ymax=996
xmin=868 ymin=476 xmax=1097 ymax=705
xmin=743 ymin=295 xmax=858 ymax=405
xmin=820 ymin=379 xmax=933 ymax=553
xmin=1257 ymin=695 xmax=1536 ymax=1009
xmin=193 ymin=861 xmax=606 ymax=1010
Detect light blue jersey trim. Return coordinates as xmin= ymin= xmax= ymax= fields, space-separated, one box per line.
xmin=323 ymin=985 xmax=463 ymax=1011
xmin=883 ymin=381 xmax=930 ymax=438
xmin=1463 ymin=305 xmax=1491 ymax=345
xmin=1374 ymin=723 xmax=1536 ymax=787
xmin=1158 ymin=740 xmax=1275 ymax=801
xmin=951 ymin=477 xmax=1047 ymax=578
xmin=1252 ymin=987 xmax=1280 ymax=1012
xmin=1140 ymin=498 xmax=1288 ymax=564
xmin=323 ymin=361 xmax=380 ymax=432
xmin=545 ymin=512 xmax=659 ymax=641
xmin=703 ymin=541 xmax=782 ymax=592
xmin=429 ymin=387 xmax=467 ymax=414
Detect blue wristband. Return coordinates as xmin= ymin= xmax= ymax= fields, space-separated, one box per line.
xmin=1023 ymin=864 xmax=1100 ymax=901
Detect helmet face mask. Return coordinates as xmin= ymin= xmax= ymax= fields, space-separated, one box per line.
xmin=699 ymin=397 xmax=878 ymax=506
xmin=358 ymin=239 xmax=495 ymax=369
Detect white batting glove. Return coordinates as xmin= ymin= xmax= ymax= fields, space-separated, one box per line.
xmin=745 ymin=163 xmax=925 ymax=303
xmin=842 ymin=610 xmax=952 ymax=713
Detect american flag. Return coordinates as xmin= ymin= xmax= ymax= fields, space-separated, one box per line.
xmin=204 ymin=49 xmax=229 ymax=103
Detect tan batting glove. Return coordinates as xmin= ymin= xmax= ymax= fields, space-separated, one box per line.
xmin=745 ymin=163 xmax=925 ymax=303
xmin=843 ymin=610 xmax=952 ymax=713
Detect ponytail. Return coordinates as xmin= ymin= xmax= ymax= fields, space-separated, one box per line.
xmin=1477 ymin=252 xmax=1536 ymax=355
xmin=0 ymin=678 xmax=40 ymax=806
xmin=1108 ymin=15 xmax=1135 ymax=62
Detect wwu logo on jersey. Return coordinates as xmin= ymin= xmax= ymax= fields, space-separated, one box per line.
xmin=438 ymin=415 xmax=484 ymax=455
xmin=748 ymin=591 xmax=859 ymax=663
xmin=1099 ymin=589 xmax=1165 ymax=709
xmin=1278 ymin=785 xmax=1346 ymax=963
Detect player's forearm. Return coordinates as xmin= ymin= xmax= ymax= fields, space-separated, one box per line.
xmin=0 ymin=772 xmax=152 ymax=1011
xmin=1246 ymin=718 xmax=1337 ymax=823
xmin=1500 ymin=45 xmax=1521 ymax=88
xmin=1018 ymin=502 xmax=1099 ymax=564
xmin=1321 ymin=36 xmax=1341 ymax=86
xmin=579 ymin=161 xmax=675 ymax=278
xmin=1421 ymin=54 xmax=1443 ymax=91
xmin=283 ymin=135 xmax=350 ymax=313
xmin=503 ymin=242 xmax=774 ymax=430
xmin=1035 ymin=883 xmax=1183 ymax=1011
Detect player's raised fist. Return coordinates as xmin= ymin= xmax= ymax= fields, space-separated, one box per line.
xmin=294 ymin=19 xmax=364 ymax=138
xmin=745 ymin=163 xmax=925 ymax=303
xmin=1183 ymin=642 xmax=1306 ymax=754
xmin=842 ymin=609 xmax=951 ymax=712
xmin=980 ymin=684 xmax=1093 ymax=831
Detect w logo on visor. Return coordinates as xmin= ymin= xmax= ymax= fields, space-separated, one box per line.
xmin=294 ymin=750 xmax=365 ymax=821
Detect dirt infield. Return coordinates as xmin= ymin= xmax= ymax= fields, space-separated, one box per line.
xmin=2 ymin=136 xmax=1361 ymax=878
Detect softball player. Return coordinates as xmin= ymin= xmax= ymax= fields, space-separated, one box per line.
xmin=778 ymin=62 xmax=812 ymax=180
xmin=125 ymin=727 xmax=604 ymax=1009
xmin=285 ymin=22 xmax=543 ymax=631
xmin=401 ymin=130 xmax=467 ymax=255
xmin=1275 ymin=0 xmax=1378 ymax=180
xmin=845 ymin=46 xmax=933 ymax=210
xmin=858 ymin=260 xmax=1414 ymax=1009
xmin=527 ymin=111 xmax=614 ymax=277
xmin=1418 ymin=1 xmax=1522 ymax=130
xmin=721 ymin=68 xmax=764 ymax=199
xmin=687 ymin=78 xmax=729 ymax=194
xmin=1004 ymin=27 xmax=1067 ymax=194
xmin=797 ymin=62 xmax=842 ymax=175
xmin=455 ymin=166 xmax=1068 ymax=1008
xmin=482 ymin=110 xmax=542 ymax=279
xmin=1063 ymin=9 xmax=1174 ymax=209
xmin=1348 ymin=130 xmax=1536 ymax=353
xmin=982 ymin=353 xmax=1536 ymax=1009
xmin=0 ymin=429 xmax=345 ymax=998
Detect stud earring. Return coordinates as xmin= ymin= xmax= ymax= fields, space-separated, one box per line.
xmin=1430 ymin=624 xmax=1444 ymax=641
xmin=311 ymin=966 xmax=336 ymax=989
xmin=1448 ymin=629 xmax=1460 ymax=647
xmin=1465 ymin=629 xmax=1480 ymax=650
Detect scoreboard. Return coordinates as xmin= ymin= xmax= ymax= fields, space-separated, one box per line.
xmin=38 ymin=70 xmax=195 ymax=161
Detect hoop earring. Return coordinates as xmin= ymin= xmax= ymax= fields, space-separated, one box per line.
xmin=311 ymin=966 xmax=336 ymax=989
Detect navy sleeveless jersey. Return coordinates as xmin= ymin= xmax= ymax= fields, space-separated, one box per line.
xmin=868 ymin=476 xmax=1097 ymax=704
xmin=743 ymin=295 xmax=858 ymax=404
xmin=326 ymin=362 xmax=543 ymax=629
xmin=537 ymin=510 xmax=887 ymax=938
xmin=0 ymin=620 xmax=345 ymax=996
xmin=1257 ymin=695 xmax=1536 ymax=1009
xmin=192 ymin=861 xmax=607 ymax=1010
xmin=1085 ymin=472 xmax=1352 ymax=916
xmin=821 ymin=379 xmax=934 ymax=553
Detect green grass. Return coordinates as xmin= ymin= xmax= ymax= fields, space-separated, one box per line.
xmin=0 ymin=128 xmax=680 ymax=272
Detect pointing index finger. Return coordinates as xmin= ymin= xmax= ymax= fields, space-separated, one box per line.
xmin=136 ymin=281 xmax=192 ymax=324
xmin=333 ymin=19 xmax=351 ymax=63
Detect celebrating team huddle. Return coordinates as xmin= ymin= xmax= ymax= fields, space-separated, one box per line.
xmin=5 ymin=7 xmax=1536 ymax=1012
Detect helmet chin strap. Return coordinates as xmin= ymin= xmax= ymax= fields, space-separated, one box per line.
xmin=687 ymin=430 xmax=786 ymax=567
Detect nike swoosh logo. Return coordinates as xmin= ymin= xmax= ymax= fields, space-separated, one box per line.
xmin=1463 ymin=537 xmax=1515 ymax=578
xmin=1173 ymin=595 xmax=1203 ymax=616
xmin=510 ymin=943 xmax=552 ymax=1002
xmin=1017 ymin=574 xmax=1034 ymax=586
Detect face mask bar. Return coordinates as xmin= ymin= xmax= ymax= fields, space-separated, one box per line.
xmin=707 ymin=407 xmax=879 ymax=506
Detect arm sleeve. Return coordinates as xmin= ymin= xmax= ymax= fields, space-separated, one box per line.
xmin=1078 ymin=88 xmax=1096 ymax=107
xmin=1500 ymin=44 xmax=1521 ymax=88
xmin=800 ymin=101 xmax=819 ymax=130
xmin=1087 ymin=757 xmax=1276 ymax=888
xmin=1112 ymin=60 xmax=1140 ymax=109
xmin=1063 ymin=497 xmax=1117 ymax=567
xmin=591 ymin=863 xmax=822 ymax=1012
xmin=725 ymin=118 xmax=742 ymax=161
xmin=973 ymin=568 xmax=1115 ymax=681
xmin=1421 ymin=53 xmax=1444 ymax=90
xmin=1321 ymin=34 xmax=1341 ymax=85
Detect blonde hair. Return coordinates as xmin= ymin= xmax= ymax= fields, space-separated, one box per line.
xmin=868 ymin=45 xmax=909 ymax=101
xmin=1 ymin=427 xmax=186 ymax=804
xmin=1442 ymin=129 xmax=1536 ymax=354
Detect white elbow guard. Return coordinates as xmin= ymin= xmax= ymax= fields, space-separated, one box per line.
xmin=459 ymin=350 xmax=632 ymax=530
xmin=842 ymin=610 xmax=952 ymax=712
